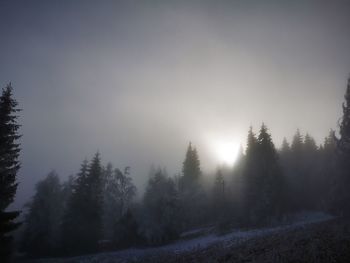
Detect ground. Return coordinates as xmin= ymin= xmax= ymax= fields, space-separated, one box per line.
xmin=26 ymin=212 xmax=350 ymax=263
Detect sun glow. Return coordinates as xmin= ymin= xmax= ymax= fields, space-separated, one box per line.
xmin=211 ymin=139 xmax=241 ymax=165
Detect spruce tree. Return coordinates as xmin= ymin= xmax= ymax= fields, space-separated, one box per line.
xmin=320 ymin=130 xmax=336 ymax=210
xmin=179 ymin=143 xmax=205 ymax=227
xmin=303 ymin=133 xmax=320 ymax=209
xmin=21 ymin=171 xmax=63 ymax=257
xmin=0 ymin=84 xmax=21 ymax=262
xmin=289 ymin=129 xmax=305 ymax=211
xmin=62 ymin=153 xmax=103 ymax=255
xmin=212 ymin=169 xmax=226 ymax=219
xmin=257 ymin=124 xmax=285 ymax=222
xmin=213 ymin=169 xmax=225 ymax=202
xmin=180 ymin=142 xmax=201 ymax=193
xmin=242 ymin=127 xmax=260 ymax=223
xmin=333 ymin=78 xmax=350 ymax=215
xmin=243 ymin=125 xmax=286 ymax=225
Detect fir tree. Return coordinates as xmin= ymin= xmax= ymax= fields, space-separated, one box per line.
xmin=212 ymin=169 xmax=226 ymax=220
xmin=319 ymin=130 xmax=337 ymax=210
xmin=62 ymin=153 xmax=103 ymax=255
xmin=213 ymin=169 xmax=225 ymax=202
xmin=242 ymin=127 xmax=260 ymax=223
xmin=21 ymin=171 xmax=63 ymax=257
xmin=243 ymin=125 xmax=286 ymax=224
xmin=180 ymin=142 xmax=201 ymax=193
xmin=303 ymin=133 xmax=320 ymax=209
xmin=179 ymin=143 xmax=206 ymax=227
xmin=0 ymin=84 xmax=21 ymax=262
xmin=257 ymin=124 xmax=286 ymax=222
xmin=333 ymin=78 xmax=350 ymax=215
xmin=289 ymin=129 xmax=305 ymax=211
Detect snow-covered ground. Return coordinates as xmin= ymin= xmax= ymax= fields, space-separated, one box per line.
xmin=36 ymin=212 xmax=334 ymax=263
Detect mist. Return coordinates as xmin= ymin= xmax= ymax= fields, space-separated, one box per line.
xmin=2 ymin=0 xmax=350 ymax=262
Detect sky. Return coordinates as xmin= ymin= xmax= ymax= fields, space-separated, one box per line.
xmin=0 ymin=0 xmax=350 ymax=208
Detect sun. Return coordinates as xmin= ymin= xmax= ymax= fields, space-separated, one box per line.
xmin=211 ymin=139 xmax=241 ymax=165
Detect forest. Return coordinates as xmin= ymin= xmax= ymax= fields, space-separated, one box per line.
xmin=1 ymin=77 xmax=350 ymax=262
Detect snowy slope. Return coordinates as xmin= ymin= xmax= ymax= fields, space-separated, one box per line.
xmin=34 ymin=212 xmax=333 ymax=263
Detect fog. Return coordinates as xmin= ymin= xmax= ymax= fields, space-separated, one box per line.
xmin=1 ymin=0 xmax=350 ymax=209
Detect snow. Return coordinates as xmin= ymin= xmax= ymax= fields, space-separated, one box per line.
xmin=38 ymin=211 xmax=334 ymax=263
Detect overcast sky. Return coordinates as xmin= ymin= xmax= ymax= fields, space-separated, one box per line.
xmin=1 ymin=0 xmax=350 ymax=208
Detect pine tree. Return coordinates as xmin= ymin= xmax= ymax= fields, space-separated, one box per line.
xmin=257 ymin=124 xmax=286 ymax=222
xmin=291 ymin=129 xmax=303 ymax=155
xmin=179 ymin=143 xmax=206 ymax=227
xmin=62 ymin=153 xmax=103 ymax=255
xmin=320 ymin=130 xmax=337 ymax=210
xmin=242 ymin=127 xmax=260 ymax=223
xmin=180 ymin=142 xmax=201 ymax=193
xmin=213 ymin=169 xmax=225 ymax=202
xmin=212 ymin=169 xmax=226 ymax=220
xmin=0 ymin=84 xmax=21 ymax=262
xmin=243 ymin=125 xmax=286 ymax=225
xmin=279 ymin=138 xmax=291 ymax=175
xmin=333 ymin=78 xmax=350 ymax=215
xmin=289 ymin=129 xmax=305 ymax=211
xmin=303 ymin=133 xmax=320 ymax=209
xmin=21 ymin=171 xmax=63 ymax=257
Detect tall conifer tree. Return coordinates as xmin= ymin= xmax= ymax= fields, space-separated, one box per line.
xmin=62 ymin=153 xmax=103 ymax=255
xmin=333 ymin=78 xmax=350 ymax=215
xmin=0 ymin=84 xmax=21 ymax=262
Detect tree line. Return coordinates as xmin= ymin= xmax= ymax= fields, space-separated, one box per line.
xmin=1 ymin=78 xmax=350 ymax=260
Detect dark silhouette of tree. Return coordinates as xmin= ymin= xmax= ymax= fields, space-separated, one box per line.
xmin=179 ymin=143 xmax=207 ymax=228
xmin=333 ymin=78 xmax=350 ymax=216
xmin=289 ymin=129 xmax=305 ymax=211
xmin=62 ymin=153 xmax=103 ymax=255
xmin=242 ymin=127 xmax=260 ymax=224
xmin=319 ymin=130 xmax=337 ymax=211
xmin=141 ymin=169 xmax=180 ymax=244
xmin=180 ymin=142 xmax=201 ymax=193
xmin=243 ymin=125 xmax=286 ymax=225
xmin=303 ymin=133 xmax=320 ymax=209
xmin=103 ymin=165 xmax=136 ymax=241
xmin=0 ymin=84 xmax=21 ymax=262
xmin=213 ymin=169 xmax=225 ymax=205
xmin=21 ymin=171 xmax=64 ymax=257
xmin=113 ymin=208 xmax=142 ymax=248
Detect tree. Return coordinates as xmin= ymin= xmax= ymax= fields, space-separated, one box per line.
xmin=0 ymin=84 xmax=21 ymax=262
xmin=179 ymin=143 xmax=206 ymax=227
xmin=242 ymin=127 xmax=260 ymax=223
xmin=243 ymin=125 xmax=286 ymax=225
xmin=212 ymin=169 xmax=225 ymax=205
xmin=62 ymin=153 xmax=103 ymax=255
xmin=141 ymin=169 xmax=180 ymax=244
xmin=212 ymin=168 xmax=230 ymax=228
xmin=288 ymin=129 xmax=305 ymax=211
xmin=180 ymin=142 xmax=201 ymax=193
xmin=113 ymin=208 xmax=141 ymax=248
xmin=21 ymin=171 xmax=63 ymax=257
xmin=333 ymin=78 xmax=350 ymax=215
xmin=103 ymin=165 xmax=136 ymax=241
xmin=319 ymin=130 xmax=337 ymax=210
xmin=303 ymin=133 xmax=320 ymax=209
xmin=257 ymin=124 xmax=286 ymax=221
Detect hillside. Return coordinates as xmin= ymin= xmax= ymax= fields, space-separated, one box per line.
xmin=27 ymin=212 xmax=350 ymax=263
